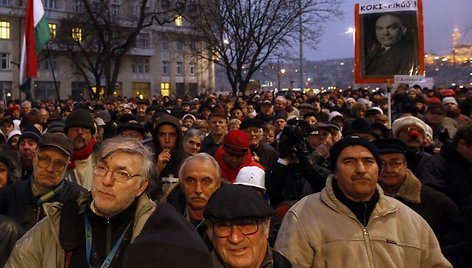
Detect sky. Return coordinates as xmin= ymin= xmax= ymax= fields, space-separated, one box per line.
xmin=305 ymin=0 xmax=472 ymax=61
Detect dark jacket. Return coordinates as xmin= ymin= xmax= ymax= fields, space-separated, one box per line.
xmin=252 ymin=142 xmax=279 ymax=170
xmin=417 ymin=142 xmax=472 ymax=209
xmin=0 ymin=179 xmax=86 ymax=231
xmin=0 ymin=215 xmax=25 ymax=267
xmin=385 ymin=169 xmax=459 ymax=242
xmin=365 ymin=37 xmax=417 ymax=77
xmin=122 ymin=203 xmax=212 ymax=268
xmin=200 ymin=133 xmax=221 ymax=157
xmin=443 ymin=204 xmax=472 ymax=268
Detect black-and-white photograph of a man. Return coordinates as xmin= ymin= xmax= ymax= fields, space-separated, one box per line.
xmin=363 ymin=11 xmax=420 ymax=77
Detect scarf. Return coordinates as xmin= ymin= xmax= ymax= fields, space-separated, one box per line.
xmin=33 ymin=180 xmax=65 ymax=206
xmin=69 ymin=137 xmax=96 ymax=169
xmin=214 ymin=145 xmax=264 ymax=183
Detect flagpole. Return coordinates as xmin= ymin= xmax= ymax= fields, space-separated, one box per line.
xmin=45 ymin=43 xmax=59 ymax=100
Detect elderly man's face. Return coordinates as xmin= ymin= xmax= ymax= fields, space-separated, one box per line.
xmin=334 ymin=145 xmax=379 ymax=202
xmin=67 ymin=127 xmax=93 ymax=151
xmin=91 ymin=151 xmax=148 ymax=218
xmin=180 ymin=159 xmax=220 ymax=212
xmin=211 ymin=219 xmax=270 ymax=268
xmin=243 ymin=127 xmax=263 ymax=148
xmin=379 ymin=153 xmax=407 ymax=192
xmin=375 ymin=14 xmax=405 ymax=47
xmin=33 ymin=147 xmax=69 ymax=193
xmin=396 ymin=125 xmax=424 ymax=151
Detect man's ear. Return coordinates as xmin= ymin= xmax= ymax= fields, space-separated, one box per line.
xmin=136 ymin=178 xmax=149 ymax=197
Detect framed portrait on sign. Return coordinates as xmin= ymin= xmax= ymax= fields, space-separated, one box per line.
xmin=354 ymin=0 xmax=425 ymax=84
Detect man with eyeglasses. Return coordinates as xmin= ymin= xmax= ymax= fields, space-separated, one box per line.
xmin=275 ymin=137 xmax=451 ymax=267
xmin=0 ymin=133 xmax=86 ymax=263
xmin=7 ymin=136 xmax=211 ymax=267
xmin=204 ymin=184 xmax=290 ymax=268
xmin=240 ymin=118 xmax=279 ymax=170
xmin=63 ymin=107 xmax=98 ymax=190
xmin=373 ymin=138 xmax=458 ymax=242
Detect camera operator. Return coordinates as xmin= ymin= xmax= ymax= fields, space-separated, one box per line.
xmin=266 ymin=118 xmax=331 ymax=212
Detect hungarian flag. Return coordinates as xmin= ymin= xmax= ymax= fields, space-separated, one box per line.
xmin=19 ymin=0 xmax=51 ymax=92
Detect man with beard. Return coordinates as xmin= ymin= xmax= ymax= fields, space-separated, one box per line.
xmin=391 ymin=116 xmax=431 ymax=176
xmin=63 ymin=108 xmax=97 ymax=190
xmin=275 ymin=137 xmax=451 ymax=267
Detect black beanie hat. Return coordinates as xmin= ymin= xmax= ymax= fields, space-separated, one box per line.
xmin=18 ymin=125 xmax=42 ymax=145
xmin=64 ymin=108 xmax=96 ymax=135
xmin=329 ymin=136 xmax=382 ymax=173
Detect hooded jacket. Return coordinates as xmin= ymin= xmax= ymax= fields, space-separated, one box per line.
xmin=274 ymin=176 xmax=451 ymax=268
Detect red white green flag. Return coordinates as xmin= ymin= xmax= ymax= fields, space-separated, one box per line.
xmin=19 ymin=0 xmax=51 ymax=92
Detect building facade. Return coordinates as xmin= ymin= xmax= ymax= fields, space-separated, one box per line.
xmin=0 ymin=0 xmax=215 ymax=101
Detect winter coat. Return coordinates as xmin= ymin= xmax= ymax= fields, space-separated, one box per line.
xmin=384 ymin=169 xmax=459 ymax=242
xmin=5 ymin=194 xmax=155 ymax=268
xmin=274 ymin=176 xmax=451 ymax=268
xmin=0 ymin=179 xmax=86 ymax=231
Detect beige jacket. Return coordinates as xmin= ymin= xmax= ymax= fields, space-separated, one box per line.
xmin=274 ymin=176 xmax=452 ymax=268
xmin=5 ymin=194 xmax=156 ymax=268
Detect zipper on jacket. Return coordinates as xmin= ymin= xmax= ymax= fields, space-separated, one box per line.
xmin=363 ymin=227 xmax=374 ymax=267
xmin=106 ymin=219 xmax=111 ymax=254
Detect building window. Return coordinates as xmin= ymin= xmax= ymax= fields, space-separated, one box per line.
xmin=136 ymin=33 xmax=150 ymax=48
xmin=0 ymin=81 xmax=12 ymax=101
xmin=175 ymin=41 xmax=183 ymax=52
xmin=35 ymin=81 xmax=60 ymax=100
xmin=189 ymin=63 xmax=196 ymax=76
xmin=72 ymin=27 xmax=82 ymax=43
xmin=161 ymin=39 xmax=168 ymax=51
xmin=160 ymin=82 xmax=170 ymax=97
xmin=132 ymin=57 xmax=150 ymax=73
xmin=40 ymin=57 xmax=57 ymax=71
xmin=175 ymin=15 xmax=183 ymax=27
xmin=162 ymin=61 xmax=169 ymax=75
xmin=0 ymin=53 xmax=9 ymax=70
xmin=0 ymin=21 xmax=10 ymax=39
xmin=44 ymin=0 xmax=57 ymax=9
xmin=176 ymin=62 xmax=183 ymax=75
xmin=132 ymin=82 xmax=151 ymax=99
xmin=48 ymin=23 xmax=57 ymax=40
xmin=111 ymin=0 xmax=121 ymax=17
xmin=0 ymin=0 xmax=11 ymax=6
xmin=72 ymin=0 xmax=81 ymax=12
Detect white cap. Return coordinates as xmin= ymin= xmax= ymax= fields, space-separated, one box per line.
xmin=234 ymin=166 xmax=266 ymax=191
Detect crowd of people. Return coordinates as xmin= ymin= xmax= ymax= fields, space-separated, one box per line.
xmin=0 ymin=83 xmax=471 ymax=267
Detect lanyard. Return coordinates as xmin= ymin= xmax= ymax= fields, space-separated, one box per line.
xmin=85 ymin=215 xmax=132 ymax=268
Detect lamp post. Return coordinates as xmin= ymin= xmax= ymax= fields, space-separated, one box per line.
xmin=277 ymin=59 xmax=286 ymax=91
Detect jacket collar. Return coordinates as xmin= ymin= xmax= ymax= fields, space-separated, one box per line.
xmin=391 ymin=169 xmax=421 ymax=204
xmin=321 ymin=176 xmax=398 ymax=223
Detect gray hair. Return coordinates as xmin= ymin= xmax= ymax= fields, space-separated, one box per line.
xmin=183 ymin=128 xmax=204 ymax=144
xmin=178 ymin=152 xmax=221 ymax=184
xmin=97 ymin=136 xmax=153 ymax=179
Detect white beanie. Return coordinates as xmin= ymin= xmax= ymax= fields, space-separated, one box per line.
xmin=442 ymin=97 xmax=458 ymax=106
xmin=234 ymin=166 xmax=265 ymax=191
xmin=392 ymin=116 xmax=429 ymax=138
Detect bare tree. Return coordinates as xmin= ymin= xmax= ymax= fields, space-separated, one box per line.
xmin=185 ymin=0 xmax=342 ymax=95
xmin=53 ymin=0 xmax=186 ymax=98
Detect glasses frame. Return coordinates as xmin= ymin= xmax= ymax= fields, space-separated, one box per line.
xmin=36 ymin=154 xmax=69 ymax=171
xmin=212 ymin=219 xmax=260 ymax=238
xmin=93 ymin=163 xmax=141 ymax=183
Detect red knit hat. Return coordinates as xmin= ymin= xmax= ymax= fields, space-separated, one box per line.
xmin=223 ymin=130 xmax=250 ymax=156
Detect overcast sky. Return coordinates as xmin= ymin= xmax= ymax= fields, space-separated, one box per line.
xmin=305 ymin=0 xmax=472 ymax=60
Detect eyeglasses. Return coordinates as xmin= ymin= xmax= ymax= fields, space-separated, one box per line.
xmin=381 ymin=159 xmax=405 ymax=169
xmin=212 ymin=219 xmax=259 ymax=238
xmin=93 ymin=164 xmax=141 ymax=182
xmin=36 ymin=155 xmax=68 ymax=171
xmin=243 ymin=127 xmax=262 ymax=135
